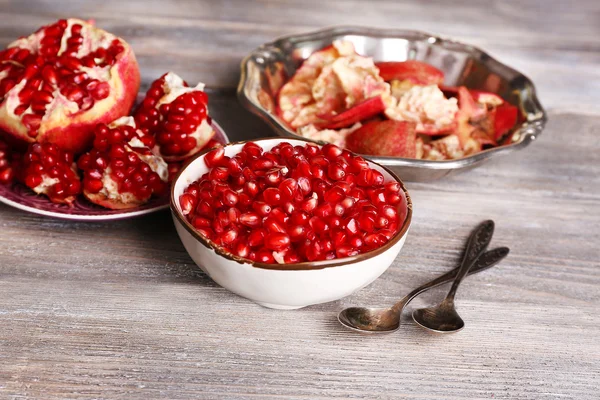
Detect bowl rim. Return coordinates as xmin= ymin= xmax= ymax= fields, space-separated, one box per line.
xmin=237 ymin=25 xmax=548 ymax=170
xmin=170 ymin=137 xmax=413 ymax=271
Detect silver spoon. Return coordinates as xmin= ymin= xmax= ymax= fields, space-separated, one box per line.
xmin=338 ymin=246 xmax=508 ymax=333
xmin=412 ymin=220 xmax=495 ymax=333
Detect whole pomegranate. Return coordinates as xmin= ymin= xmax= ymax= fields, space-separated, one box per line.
xmin=0 ymin=18 xmax=140 ymax=153
xmin=78 ymin=117 xmax=168 ymax=210
xmin=134 ymin=72 xmax=214 ymax=161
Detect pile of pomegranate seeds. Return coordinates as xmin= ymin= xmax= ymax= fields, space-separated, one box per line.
xmin=180 ymin=142 xmax=407 ymax=264
xmin=21 ymin=143 xmax=81 ymax=205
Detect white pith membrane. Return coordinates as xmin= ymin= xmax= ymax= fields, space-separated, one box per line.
xmin=33 ymin=176 xmax=60 ymax=195
xmin=32 ymin=164 xmax=79 ymax=199
xmin=155 ymin=72 xmax=214 ymax=157
xmin=385 ymin=85 xmax=458 ymax=131
xmin=96 ymin=116 xmax=168 ymax=203
xmin=298 ymin=122 xmax=362 ymax=148
xmin=2 ymin=19 xmax=119 ymax=138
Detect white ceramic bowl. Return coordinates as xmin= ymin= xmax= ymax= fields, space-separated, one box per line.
xmin=171 ymin=138 xmax=412 ymax=309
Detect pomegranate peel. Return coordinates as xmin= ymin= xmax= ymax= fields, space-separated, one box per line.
xmin=493 ymin=103 xmax=519 ymax=140
xmin=346 ymin=120 xmax=417 ymax=158
xmin=0 ymin=18 xmax=141 ymax=153
xmin=375 ymin=61 xmax=444 ymax=85
xmin=317 ymin=96 xmax=386 ymax=130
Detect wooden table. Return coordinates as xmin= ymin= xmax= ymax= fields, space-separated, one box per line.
xmin=1 ymin=1 xmax=599 ymax=398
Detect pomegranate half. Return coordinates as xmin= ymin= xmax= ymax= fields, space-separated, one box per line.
xmin=0 ymin=18 xmax=140 ymax=153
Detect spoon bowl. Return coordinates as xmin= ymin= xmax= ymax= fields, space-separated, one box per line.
xmin=412 ymin=299 xmax=465 ymax=333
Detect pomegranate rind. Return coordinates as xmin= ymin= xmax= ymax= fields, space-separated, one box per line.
xmin=0 ymin=18 xmax=141 ymax=154
xmin=346 ymin=120 xmax=417 ymax=158
xmin=375 ymin=61 xmax=444 ymax=85
xmin=84 ymin=191 xmax=145 ymax=210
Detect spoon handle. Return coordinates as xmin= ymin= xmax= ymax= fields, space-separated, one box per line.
xmin=446 ymin=220 xmax=495 ymax=301
xmin=393 ymin=246 xmax=509 ymax=312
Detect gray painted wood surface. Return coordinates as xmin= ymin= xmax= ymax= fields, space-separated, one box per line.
xmin=0 ymin=1 xmax=599 ymax=398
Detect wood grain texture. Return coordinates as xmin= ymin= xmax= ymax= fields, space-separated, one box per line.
xmin=0 ymin=1 xmax=599 ymax=399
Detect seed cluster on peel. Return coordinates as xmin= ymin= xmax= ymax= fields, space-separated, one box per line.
xmin=180 ymin=142 xmax=407 ymax=264
xmin=21 ymin=142 xmax=81 ymax=205
xmin=77 ymin=118 xmax=169 ymax=208
xmin=134 ymin=72 xmax=213 ymax=161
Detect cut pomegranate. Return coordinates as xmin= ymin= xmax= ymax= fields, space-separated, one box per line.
xmin=134 ymin=72 xmax=214 ymax=162
xmin=0 ymin=18 xmax=140 ymax=153
xmin=20 ymin=142 xmax=80 ymax=205
xmin=78 ymin=116 xmax=168 ymax=209
xmin=180 ymin=141 xmax=408 ymax=264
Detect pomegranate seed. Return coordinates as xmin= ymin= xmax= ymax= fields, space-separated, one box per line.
xmin=204 ymin=147 xmax=224 ymax=168
xmin=234 ymin=242 xmax=250 ymax=258
xmin=248 ymin=229 xmax=266 ymax=247
xmin=314 ymin=202 xmax=333 ymax=218
xmin=324 ymin=186 xmax=345 ymax=203
xmin=263 ymin=187 xmax=282 ymax=205
xmin=264 ymin=232 xmax=291 ymax=251
xmin=289 ymin=225 xmax=307 ymax=241
xmin=365 ymin=233 xmax=387 ymax=248
xmin=290 ymin=210 xmax=310 ymax=226
xmin=179 ymin=193 xmax=197 ymax=215
xmin=385 ymin=182 xmax=401 ymax=193
xmin=239 ymin=212 xmax=261 ymax=227
xmin=386 ymin=193 xmax=402 ymax=205
xmin=209 ymin=167 xmax=229 ymax=181
xmin=322 ymin=143 xmax=343 ymax=160
xmin=255 ymin=250 xmax=275 ymax=264
xmin=264 ymin=217 xmax=286 ymax=233
xmin=297 ymin=176 xmax=311 ymax=195
xmin=309 ymin=217 xmax=329 ymax=235
xmin=305 ymin=241 xmax=321 ymax=261
xmin=300 ymin=197 xmax=318 ymax=213
xmin=270 ymin=208 xmax=288 ymax=224
xmin=336 ymin=245 xmax=359 ymax=258
xmin=220 ymin=228 xmax=238 ymax=245
xmin=222 ymin=189 xmax=238 ymax=206
xmin=252 ymin=201 xmax=271 ymax=216
xmin=242 ymin=142 xmax=263 ymax=158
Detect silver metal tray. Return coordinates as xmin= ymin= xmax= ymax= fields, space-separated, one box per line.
xmin=237 ymin=26 xmax=547 ymax=181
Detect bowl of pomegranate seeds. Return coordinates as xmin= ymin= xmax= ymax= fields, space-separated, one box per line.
xmin=238 ymin=27 xmax=547 ymax=181
xmin=171 ymin=138 xmax=412 ymax=309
